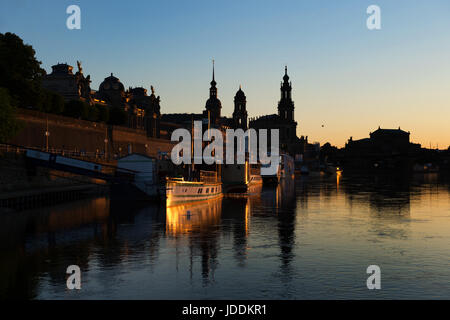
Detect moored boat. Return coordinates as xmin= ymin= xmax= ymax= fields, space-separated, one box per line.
xmin=261 ymin=159 xmax=281 ymax=185
xmin=164 ymin=171 xmax=222 ymax=207
xmin=222 ymin=161 xmax=263 ymax=193
xmin=280 ymin=153 xmax=295 ymax=179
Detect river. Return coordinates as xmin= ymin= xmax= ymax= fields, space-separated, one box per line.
xmin=1 ymin=173 xmax=449 ymax=299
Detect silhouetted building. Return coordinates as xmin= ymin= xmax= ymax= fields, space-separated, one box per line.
xmin=232 ymin=86 xmax=248 ymax=130
xmin=127 ymin=86 xmax=161 ymax=138
xmin=343 ymin=127 xmax=421 ymax=172
xmin=249 ymin=67 xmax=306 ymax=156
xmin=96 ymin=73 xmax=126 ymax=108
xmin=42 ymin=61 xmax=92 ymax=104
xmin=203 ymin=61 xmax=222 ymax=128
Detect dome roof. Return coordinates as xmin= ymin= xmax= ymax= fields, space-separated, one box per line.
xmin=235 ymin=86 xmax=246 ymax=99
xmin=99 ymin=73 xmax=125 ymax=91
xmin=206 ymin=96 xmax=222 ymax=109
xmin=283 ymin=66 xmax=289 ymax=82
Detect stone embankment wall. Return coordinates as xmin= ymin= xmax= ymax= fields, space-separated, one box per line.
xmin=10 ymin=109 xmax=175 ymax=158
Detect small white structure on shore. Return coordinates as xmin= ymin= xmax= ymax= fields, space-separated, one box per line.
xmin=116 ymin=153 xmax=158 ymax=197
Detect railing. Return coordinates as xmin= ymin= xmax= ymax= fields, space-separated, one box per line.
xmin=0 ymin=143 xmax=137 ymax=181
xmin=0 ymin=143 xmax=114 ymax=163
xmin=200 ymin=170 xmax=218 ymax=183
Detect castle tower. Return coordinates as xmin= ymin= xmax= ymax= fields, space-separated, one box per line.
xmin=203 ymin=60 xmax=222 ymax=127
xmin=232 ymin=85 xmax=248 ymax=130
xmin=278 ymin=66 xmax=294 ymax=122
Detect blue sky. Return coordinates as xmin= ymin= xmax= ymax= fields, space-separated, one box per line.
xmin=1 ymin=0 xmax=450 ymax=147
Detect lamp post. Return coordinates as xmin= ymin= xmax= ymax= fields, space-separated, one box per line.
xmin=45 ymin=117 xmax=50 ymax=152
xmin=104 ymin=138 xmax=108 ymax=160
xmin=104 ymin=127 xmax=108 ymax=160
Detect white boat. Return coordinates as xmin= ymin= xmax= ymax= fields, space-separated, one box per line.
xmin=164 ymin=173 xmax=222 ymax=207
xmin=222 ymin=161 xmax=263 ymax=193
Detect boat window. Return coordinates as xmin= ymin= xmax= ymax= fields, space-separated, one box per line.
xmin=206 ymin=188 xmax=209 ymax=193
xmin=198 ymin=188 xmax=202 ymax=194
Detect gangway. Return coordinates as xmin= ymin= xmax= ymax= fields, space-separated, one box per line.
xmin=25 ymin=149 xmax=136 ymax=183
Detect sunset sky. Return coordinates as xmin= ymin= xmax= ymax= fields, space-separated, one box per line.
xmin=1 ymin=0 xmax=450 ymax=148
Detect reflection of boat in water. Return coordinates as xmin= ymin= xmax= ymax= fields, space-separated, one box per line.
xmin=413 ymin=163 xmax=439 ymax=173
xmin=280 ymin=154 xmax=295 ymax=179
xmin=261 ymin=176 xmax=296 ymax=208
xmin=261 ymin=156 xmax=281 ymax=186
xmin=165 ymin=197 xmax=222 ymax=235
xmin=165 ymin=175 xmax=222 ymax=207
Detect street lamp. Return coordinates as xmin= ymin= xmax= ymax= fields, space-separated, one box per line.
xmin=45 ymin=117 xmax=50 ymax=152
xmin=104 ymin=138 xmax=108 ymax=159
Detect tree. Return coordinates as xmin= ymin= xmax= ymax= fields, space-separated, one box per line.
xmin=96 ymin=104 xmax=109 ymax=123
xmin=0 ymin=88 xmax=20 ymax=142
xmin=49 ymin=92 xmax=65 ymax=114
xmin=38 ymin=89 xmax=65 ymax=114
xmin=0 ymin=32 xmax=46 ymax=108
xmin=87 ymin=104 xmax=99 ymax=122
xmin=63 ymin=100 xmax=89 ymax=119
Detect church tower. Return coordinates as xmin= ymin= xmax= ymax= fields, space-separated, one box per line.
xmin=278 ymin=66 xmax=294 ymax=122
xmin=232 ymin=85 xmax=248 ymax=130
xmin=204 ymin=60 xmax=222 ymax=127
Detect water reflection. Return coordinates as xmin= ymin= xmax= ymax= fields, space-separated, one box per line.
xmin=166 ymin=199 xmax=222 ymax=236
xmin=0 ymin=174 xmax=449 ymax=299
xmin=166 ymin=199 xmax=222 ymax=285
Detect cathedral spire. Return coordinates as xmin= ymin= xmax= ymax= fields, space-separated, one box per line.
xmin=204 ymin=59 xmax=221 ymax=126
xmin=283 ymin=65 xmax=289 ymax=82
xmin=211 ymin=59 xmax=216 ymax=87
xmin=279 ymin=66 xmax=294 ymax=121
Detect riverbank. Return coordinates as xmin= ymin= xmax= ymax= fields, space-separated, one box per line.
xmin=0 ymin=151 xmax=108 ymax=212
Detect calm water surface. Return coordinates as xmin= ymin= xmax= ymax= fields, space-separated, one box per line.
xmin=1 ymin=174 xmax=449 ymax=299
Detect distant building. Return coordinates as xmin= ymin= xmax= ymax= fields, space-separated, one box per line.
xmin=42 ymin=61 xmax=92 ymax=104
xmin=343 ymin=127 xmax=421 ymax=171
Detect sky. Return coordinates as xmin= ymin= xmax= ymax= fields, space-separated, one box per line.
xmin=1 ymin=0 xmax=450 ymax=148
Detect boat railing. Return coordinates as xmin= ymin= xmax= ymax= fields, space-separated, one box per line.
xmin=200 ymin=170 xmax=218 ymax=183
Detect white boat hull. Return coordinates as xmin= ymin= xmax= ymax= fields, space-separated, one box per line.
xmin=165 ymin=180 xmax=222 ymax=207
